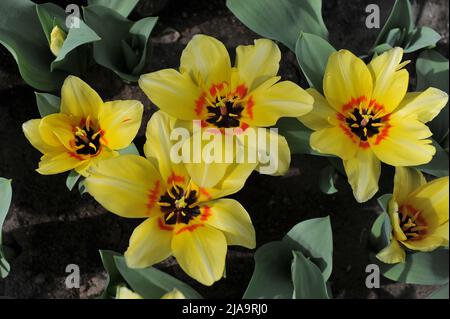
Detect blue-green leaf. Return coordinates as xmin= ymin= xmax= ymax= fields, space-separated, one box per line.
xmin=35 ymin=92 xmax=61 ymax=117
xmin=0 ymin=178 xmax=12 ymax=279
xmin=66 ymin=170 xmax=81 ymax=191
xmin=416 ymin=139 xmax=449 ymax=177
xmin=427 ymin=283 xmax=449 ymax=299
xmin=295 ymin=32 xmax=336 ymax=92
xmin=291 ymin=251 xmax=329 ymax=299
xmin=226 ymin=0 xmax=328 ymax=52
xmin=113 ymin=255 xmax=202 ymax=299
xmin=373 ymin=0 xmax=413 ymax=48
xmin=416 ymin=50 xmax=449 ymax=144
xmin=118 ymin=143 xmax=140 ymax=156
xmin=319 ymin=165 xmax=338 ymax=195
xmin=283 ymin=216 xmax=333 ymax=281
xmin=404 ymin=26 xmax=441 ymax=53
xmin=98 ymin=250 xmax=125 ymax=299
xmin=243 ymin=241 xmax=294 ymax=299
xmin=88 ymin=0 xmax=140 ymax=18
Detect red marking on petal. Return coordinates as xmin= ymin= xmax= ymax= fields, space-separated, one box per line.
xmin=341 ymin=96 xmax=368 ymax=113
xmin=240 ymin=123 xmax=249 ymax=131
xmin=339 ymin=123 xmax=357 ymax=144
xmin=167 ymin=172 xmax=185 ymax=185
xmin=121 ymin=118 xmax=131 ymax=123
xmin=158 ymin=217 xmax=174 ymax=231
xmin=195 ymin=93 xmax=206 ymax=116
xmin=68 ymin=152 xmax=84 ymax=161
xmin=147 ymin=180 xmax=161 ymax=212
xmin=199 ymin=187 xmax=212 ymax=200
xmin=235 ymin=84 xmax=248 ymax=99
xmin=200 ymin=206 xmax=212 ymax=221
xmin=246 ymin=95 xmax=255 ymax=120
xmin=175 ymin=223 xmax=204 ymax=235
xmin=374 ymin=115 xmax=391 ymax=145
xmin=359 ymin=141 xmax=370 ymax=149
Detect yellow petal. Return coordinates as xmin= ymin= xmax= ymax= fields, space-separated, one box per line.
xmin=393 ymin=88 xmax=449 ymax=123
xmin=393 ymin=167 xmax=426 ymax=206
xmin=98 ymin=100 xmax=143 ymax=150
xmin=406 ymin=176 xmax=449 ymax=227
xmin=139 ymin=69 xmax=203 ymax=120
xmin=369 ymin=117 xmax=435 ymax=166
xmin=125 ymin=216 xmax=173 ymax=268
xmin=84 ymin=155 xmax=165 ymax=218
xmin=200 ymin=199 xmax=255 ymax=249
xmin=376 ymin=238 xmax=406 ymax=264
xmin=310 ymin=125 xmax=359 ymax=160
xmin=298 ymin=88 xmax=336 ymax=131
xmin=171 ymin=223 xmax=226 ymax=286
xmin=37 ymin=151 xmax=87 ymax=175
xmin=235 ymin=39 xmax=281 ymax=92
xmin=49 ymin=25 xmax=66 ymax=57
xmin=115 ymin=286 xmax=143 ymax=299
xmin=368 ymin=47 xmax=408 ymax=113
xmin=22 ymin=119 xmax=59 ymax=154
xmin=61 ymin=76 xmax=103 ymax=119
xmin=196 ymin=161 xmax=256 ymax=202
xmin=388 ymin=201 xmax=407 ymax=242
xmin=239 ymin=128 xmax=290 ymax=176
xmin=243 ymin=79 xmax=313 ymax=127
xmin=402 ymin=223 xmax=448 ymax=252
xmin=144 ymin=111 xmax=189 ymax=185
xmin=39 ymin=113 xmax=77 ymax=149
xmin=180 ymin=34 xmax=231 ymax=88
xmin=343 ymin=148 xmax=380 ymax=203
xmin=161 ymin=288 xmax=186 ymax=299
xmin=75 ymin=148 xmax=119 ymax=177
xmin=323 ymin=49 xmax=373 ymax=112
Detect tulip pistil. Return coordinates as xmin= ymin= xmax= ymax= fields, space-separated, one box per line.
xmin=345 ymin=107 xmax=384 ymax=141
xmin=157 ymin=184 xmax=200 ymax=224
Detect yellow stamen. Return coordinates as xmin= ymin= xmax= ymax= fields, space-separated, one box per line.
xmin=217 ymin=115 xmax=223 ymax=123
xmin=363 ymin=127 xmax=368 ymax=136
xmin=371 ymin=123 xmax=383 ymax=127
xmin=411 ymin=225 xmax=428 ymax=232
xmin=188 ymin=202 xmax=199 ymax=209
xmin=157 ymin=202 xmax=171 ymax=207
xmin=167 ymin=187 xmax=176 ymax=199
xmin=165 ymin=211 xmax=175 ymax=221
xmin=351 ymin=123 xmax=359 ymax=128
xmin=89 ymin=142 xmax=97 ymax=151
xmin=405 ymin=232 xmax=419 ymax=238
xmin=348 ymin=112 xmax=357 ymax=121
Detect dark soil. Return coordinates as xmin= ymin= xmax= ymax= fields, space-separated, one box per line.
xmin=0 ymin=0 xmax=448 ymax=298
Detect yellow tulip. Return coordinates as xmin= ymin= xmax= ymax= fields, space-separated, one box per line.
xmin=376 ymin=167 xmax=449 ymax=264
xmin=50 ymin=25 xmax=66 ymax=57
xmin=85 ymin=111 xmax=256 ymax=286
xmin=22 ymin=76 xmax=143 ymax=176
xmin=115 ymin=286 xmax=185 ymax=299
xmin=298 ymin=48 xmax=448 ymax=202
xmin=139 ymin=34 xmax=313 ymax=176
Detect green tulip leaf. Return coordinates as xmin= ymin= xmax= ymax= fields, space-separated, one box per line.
xmin=283 ymin=216 xmax=333 ymax=281
xmin=319 ymin=165 xmax=338 ymax=195
xmin=427 ymin=283 xmax=449 ymax=299
xmin=0 ymin=0 xmax=66 ymax=91
xmin=416 ymin=50 xmax=449 ymax=144
xmin=370 ymin=248 xmax=449 ymax=285
xmin=295 ymin=32 xmax=336 ymax=92
xmin=0 ymin=178 xmax=12 ymax=279
xmin=35 ymin=3 xmax=65 ymax=44
xmin=88 ymin=0 xmax=140 ymax=18
xmin=118 ymin=143 xmax=140 ymax=156
xmin=226 ymin=0 xmax=328 ymax=52
xmin=66 ymin=170 xmax=81 ymax=191
xmin=373 ymin=0 xmax=413 ymax=48
xmin=243 ymin=241 xmax=294 ymax=299
xmin=83 ymin=5 xmax=157 ymax=82
xmin=404 ymin=26 xmax=441 ymax=53
xmin=291 ymin=251 xmax=329 ymax=299
xmin=99 ymin=250 xmax=125 ymax=299
xmin=416 ymin=139 xmax=449 ymax=177
xmin=372 ymin=43 xmax=394 ymax=55
xmin=113 ymin=255 xmax=202 ymax=299
xmin=35 ymin=92 xmax=61 ymax=117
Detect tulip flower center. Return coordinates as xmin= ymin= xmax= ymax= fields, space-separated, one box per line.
xmin=157 ymin=184 xmax=200 ymax=225
xmin=398 ymin=204 xmax=427 ymax=240
xmin=206 ymin=96 xmax=244 ymax=128
xmin=74 ymin=117 xmax=102 ymax=155
xmin=345 ymin=107 xmax=384 ymax=141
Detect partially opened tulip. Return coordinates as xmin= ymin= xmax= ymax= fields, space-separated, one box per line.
xmin=85 ymin=111 xmax=256 ymax=286
xmin=139 ymin=34 xmax=313 ymax=176
xmin=376 ymin=167 xmax=448 ymax=264
xmin=298 ymin=47 xmax=448 ymax=202
xmin=22 ymin=76 xmax=143 ymax=176
xmin=115 ymin=286 xmax=185 ymax=299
